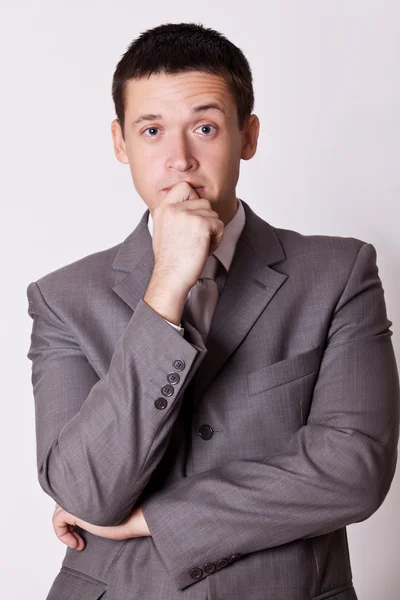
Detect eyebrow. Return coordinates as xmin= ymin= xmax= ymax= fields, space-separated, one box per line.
xmin=131 ymin=103 xmax=227 ymax=128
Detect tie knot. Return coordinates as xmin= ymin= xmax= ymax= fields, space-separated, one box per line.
xmin=200 ymin=254 xmax=220 ymax=281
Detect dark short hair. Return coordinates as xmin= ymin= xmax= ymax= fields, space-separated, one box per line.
xmin=111 ymin=22 xmax=254 ymax=139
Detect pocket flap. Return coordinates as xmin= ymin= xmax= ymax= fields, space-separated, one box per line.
xmin=247 ymin=345 xmax=321 ymax=395
xmin=46 ymin=567 xmax=107 ymax=600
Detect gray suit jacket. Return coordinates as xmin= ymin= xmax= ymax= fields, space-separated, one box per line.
xmin=26 ymin=199 xmax=399 ymax=600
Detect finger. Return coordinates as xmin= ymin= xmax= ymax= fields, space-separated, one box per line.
xmin=53 ymin=511 xmax=73 ymax=538
xmin=55 ymin=523 xmax=85 ymax=551
xmin=208 ymin=219 xmax=225 ymax=254
xmin=55 ymin=524 xmax=83 ymax=549
xmin=183 ymin=208 xmax=220 ymax=219
xmin=162 ymin=182 xmax=200 ymax=205
xmin=174 ymin=198 xmax=213 ymax=211
xmin=67 ymin=525 xmax=85 ymax=551
xmin=60 ymin=524 xmax=85 ymax=550
xmin=53 ymin=510 xmax=85 ymax=550
xmin=64 ymin=529 xmax=85 ymax=550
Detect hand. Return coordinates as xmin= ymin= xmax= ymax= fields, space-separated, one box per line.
xmin=151 ymin=182 xmax=225 ymax=291
xmin=52 ymin=503 xmax=151 ymax=550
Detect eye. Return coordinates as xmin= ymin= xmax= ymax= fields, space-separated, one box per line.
xmin=143 ymin=127 xmax=160 ymax=137
xmin=195 ymin=124 xmax=216 ymax=136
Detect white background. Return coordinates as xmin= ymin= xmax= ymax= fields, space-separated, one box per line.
xmin=1 ymin=2 xmax=399 ymax=598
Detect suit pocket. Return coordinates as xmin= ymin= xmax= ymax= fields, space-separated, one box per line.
xmin=247 ymin=345 xmax=321 ymax=395
xmin=46 ymin=566 xmax=107 ymax=600
xmin=311 ymin=581 xmax=356 ymax=599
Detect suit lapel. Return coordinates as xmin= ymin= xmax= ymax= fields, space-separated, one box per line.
xmin=111 ymin=209 xmax=155 ymax=313
xmin=111 ymin=200 xmax=288 ymax=403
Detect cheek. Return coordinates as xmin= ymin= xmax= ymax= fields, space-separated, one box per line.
xmin=129 ymin=144 xmax=151 ymax=165
xmin=200 ymin=140 xmax=231 ymax=170
xmin=211 ymin=146 xmax=240 ymax=180
xmin=126 ymin=160 xmax=153 ymax=197
xmin=127 ymin=147 xmax=153 ymax=179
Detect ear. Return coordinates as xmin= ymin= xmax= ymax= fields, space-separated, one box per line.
xmin=241 ymin=114 xmax=260 ymax=161
xmin=111 ymin=119 xmax=129 ymax=164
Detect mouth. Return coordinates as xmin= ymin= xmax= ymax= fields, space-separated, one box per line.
xmin=163 ymin=185 xmax=204 ymax=193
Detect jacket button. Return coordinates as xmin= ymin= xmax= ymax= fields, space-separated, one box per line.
xmin=216 ymin=558 xmax=229 ymax=569
xmin=228 ymin=553 xmax=242 ymax=562
xmin=154 ymin=398 xmax=168 ymax=410
xmin=167 ymin=372 xmax=180 ymax=385
xmin=173 ymin=359 xmax=185 ymax=371
xmin=189 ymin=567 xmax=203 ymax=580
xmin=198 ymin=424 xmax=214 ymax=440
xmin=203 ymin=562 xmax=216 ymax=574
xmin=161 ymin=384 xmax=174 ymax=397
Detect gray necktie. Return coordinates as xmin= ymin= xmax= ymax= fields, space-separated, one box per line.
xmin=186 ymin=254 xmax=225 ymax=342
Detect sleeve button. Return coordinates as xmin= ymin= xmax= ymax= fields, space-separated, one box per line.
xmin=216 ymin=558 xmax=229 ymax=569
xmin=228 ymin=553 xmax=242 ymax=562
xmin=154 ymin=398 xmax=168 ymax=410
xmin=161 ymin=384 xmax=174 ymax=397
xmin=167 ymin=372 xmax=180 ymax=384
xmin=189 ymin=567 xmax=203 ymax=580
xmin=173 ymin=359 xmax=185 ymax=371
xmin=203 ymin=562 xmax=216 ymax=574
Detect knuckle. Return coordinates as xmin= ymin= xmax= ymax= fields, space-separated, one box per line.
xmin=199 ymin=199 xmax=211 ymax=209
xmin=193 ymin=214 xmax=204 ymax=226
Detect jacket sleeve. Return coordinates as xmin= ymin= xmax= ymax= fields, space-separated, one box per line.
xmin=141 ymin=242 xmax=400 ymax=591
xmin=26 ymin=281 xmax=207 ymax=526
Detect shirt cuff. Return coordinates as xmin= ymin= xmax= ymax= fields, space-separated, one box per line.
xmin=164 ymin=318 xmax=184 ymax=336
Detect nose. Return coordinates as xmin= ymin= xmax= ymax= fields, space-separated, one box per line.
xmin=166 ymin=131 xmax=198 ymax=172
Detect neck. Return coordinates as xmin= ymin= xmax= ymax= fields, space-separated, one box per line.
xmin=212 ymin=196 xmax=239 ymax=226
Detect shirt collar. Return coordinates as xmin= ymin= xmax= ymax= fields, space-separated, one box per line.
xmin=147 ymin=197 xmax=245 ymax=273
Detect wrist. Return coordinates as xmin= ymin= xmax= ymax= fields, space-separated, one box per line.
xmin=143 ymin=278 xmax=187 ymax=326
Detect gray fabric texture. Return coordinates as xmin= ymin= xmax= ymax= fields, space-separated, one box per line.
xmin=26 ymin=199 xmax=399 ymax=600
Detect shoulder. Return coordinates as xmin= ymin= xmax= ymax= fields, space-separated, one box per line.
xmin=26 ymin=240 xmax=123 ymax=307
xmin=246 ymin=203 xmax=371 ymax=273
xmin=272 ymin=224 xmax=371 ymax=275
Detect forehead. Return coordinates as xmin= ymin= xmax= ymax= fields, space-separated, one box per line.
xmin=125 ymin=71 xmax=235 ymax=116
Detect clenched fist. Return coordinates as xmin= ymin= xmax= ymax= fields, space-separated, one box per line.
xmin=151 ymin=181 xmax=224 ymax=290
xmin=144 ymin=181 xmax=225 ymax=326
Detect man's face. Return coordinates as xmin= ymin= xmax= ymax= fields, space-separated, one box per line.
xmin=111 ymin=70 xmax=259 ymax=218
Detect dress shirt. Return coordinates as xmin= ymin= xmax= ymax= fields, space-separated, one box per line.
xmin=146 ymin=197 xmax=246 ymax=335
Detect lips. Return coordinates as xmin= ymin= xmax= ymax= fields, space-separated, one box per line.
xmin=163 ymin=185 xmax=203 ymax=192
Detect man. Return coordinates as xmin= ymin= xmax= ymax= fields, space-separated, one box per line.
xmin=26 ymin=22 xmax=399 ymax=600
